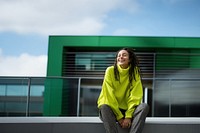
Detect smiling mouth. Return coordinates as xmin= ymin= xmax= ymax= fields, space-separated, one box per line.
xmin=118 ymin=60 xmax=125 ymax=63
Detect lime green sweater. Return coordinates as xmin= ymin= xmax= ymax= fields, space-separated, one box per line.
xmin=97 ymin=65 xmax=143 ymax=120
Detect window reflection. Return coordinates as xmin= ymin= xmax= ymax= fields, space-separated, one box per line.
xmin=0 ymin=78 xmax=44 ymax=116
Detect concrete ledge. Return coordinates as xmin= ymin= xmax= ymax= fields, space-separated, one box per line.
xmin=0 ymin=117 xmax=200 ymax=124
xmin=1 ymin=117 xmax=200 ymax=133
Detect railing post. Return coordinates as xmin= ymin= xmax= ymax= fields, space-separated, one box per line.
xmin=26 ymin=77 xmax=31 ymax=117
xmin=76 ymin=78 xmax=81 ymax=116
xmin=144 ymin=87 xmax=148 ymax=104
xmin=152 ymin=53 xmax=156 ymax=117
xmin=169 ymin=79 xmax=172 ymax=117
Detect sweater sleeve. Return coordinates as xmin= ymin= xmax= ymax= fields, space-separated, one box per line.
xmin=100 ymin=67 xmax=124 ymax=120
xmin=125 ymin=72 xmax=143 ymax=118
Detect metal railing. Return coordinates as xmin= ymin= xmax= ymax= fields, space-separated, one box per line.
xmin=0 ymin=76 xmax=200 ymax=117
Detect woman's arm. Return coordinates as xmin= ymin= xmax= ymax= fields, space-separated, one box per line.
xmin=125 ymin=72 xmax=143 ymax=118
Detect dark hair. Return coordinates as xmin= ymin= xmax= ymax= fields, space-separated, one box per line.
xmin=114 ymin=47 xmax=141 ymax=83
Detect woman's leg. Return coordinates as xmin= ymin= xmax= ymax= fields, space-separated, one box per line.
xmin=129 ymin=103 xmax=149 ymax=133
xmin=99 ymin=104 xmax=118 ymax=133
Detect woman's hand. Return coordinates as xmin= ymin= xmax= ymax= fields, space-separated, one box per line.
xmin=118 ymin=118 xmax=132 ymax=128
xmin=122 ymin=118 xmax=132 ymax=128
xmin=118 ymin=118 xmax=124 ymax=127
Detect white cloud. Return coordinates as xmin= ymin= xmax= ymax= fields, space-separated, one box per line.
xmin=0 ymin=0 xmax=139 ymax=35
xmin=0 ymin=0 xmax=140 ymax=76
xmin=0 ymin=49 xmax=47 ymax=76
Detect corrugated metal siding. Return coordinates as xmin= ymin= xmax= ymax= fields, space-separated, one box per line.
xmin=62 ymin=51 xmax=154 ymax=78
xmin=155 ymin=53 xmax=200 ymax=78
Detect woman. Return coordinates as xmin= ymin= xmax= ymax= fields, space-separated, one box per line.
xmin=97 ymin=48 xmax=149 ymax=133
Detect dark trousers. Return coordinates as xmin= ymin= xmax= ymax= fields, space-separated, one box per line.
xmin=99 ymin=103 xmax=149 ymax=133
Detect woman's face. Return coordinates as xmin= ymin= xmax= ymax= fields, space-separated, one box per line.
xmin=117 ymin=50 xmax=130 ymax=69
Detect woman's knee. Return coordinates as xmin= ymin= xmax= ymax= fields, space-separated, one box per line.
xmin=99 ymin=104 xmax=115 ymax=121
xmin=137 ymin=103 xmax=149 ymax=113
xmin=99 ymin=104 xmax=113 ymax=116
xmin=141 ymin=103 xmax=149 ymax=109
xmin=99 ymin=104 xmax=111 ymax=111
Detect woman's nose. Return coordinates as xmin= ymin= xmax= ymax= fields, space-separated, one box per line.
xmin=120 ymin=56 xmax=124 ymax=59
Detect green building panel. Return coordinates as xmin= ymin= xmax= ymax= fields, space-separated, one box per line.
xmin=44 ymin=78 xmax=63 ymax=116
xmin=45 ymin=36 xmax=200 ymax=116
xmin=190 ymin=49 xmax=200 ymax=68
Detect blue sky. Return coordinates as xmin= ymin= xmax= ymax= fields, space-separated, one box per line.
xmin=0 ymin=0 xmax=200 ymax=76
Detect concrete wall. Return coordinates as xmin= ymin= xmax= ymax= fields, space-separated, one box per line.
xmin=1 ymin=117 xmax=200 ymax=133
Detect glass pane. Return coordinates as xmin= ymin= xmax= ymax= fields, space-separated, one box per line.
xmin=44 ymin=78 xmax=79 ymax=116
xmin=79 ymin=78 xmax=103 ymax=116
xmin=7 ymin=85 xmax=28 ymax=96
xmin=62 ymin=78 xmax=79 ymax=116
xmin=171 ymin=80 xmax=200 ymax=117
xmin=0 ymin=85 xmax=6 ymax=96
xmin=30 ymin=85 xmax=44 ymax=96
xmin=28 ymin=78 xmax=45 ymax=116
xmin=154 ymin=80 xmax=170 ymax=116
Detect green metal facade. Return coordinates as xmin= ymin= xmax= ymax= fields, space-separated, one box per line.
xmin=45 ymin=36 xmax=200 ymax=116
xmin=47 ymin=36 xmax=200 ymax=75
